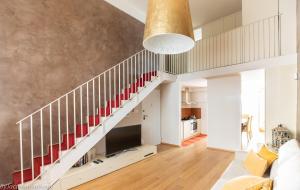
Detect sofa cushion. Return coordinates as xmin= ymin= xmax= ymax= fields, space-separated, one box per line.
xmin=221 ymin=176 xmax=271 ymax=190
xmin=243 ymin=151 xmax=268 ymax=177
xmin=258 ymin=145 xmax=278 ymax=167
xmin=278 ymin=139 xmax=300 ymax=165
xmin=274 ymin=152 xmax=300 ymax=190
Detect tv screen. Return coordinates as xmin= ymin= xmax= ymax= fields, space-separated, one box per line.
xmin=106 ymin=125 xmax=141 ymax=156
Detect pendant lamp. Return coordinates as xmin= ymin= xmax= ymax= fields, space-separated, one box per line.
xmin=143 ymin=0 xmax=195 ymax=55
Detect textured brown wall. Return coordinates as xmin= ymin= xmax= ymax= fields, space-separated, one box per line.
xmin=0 ymin=0 xmax=144 ymax=184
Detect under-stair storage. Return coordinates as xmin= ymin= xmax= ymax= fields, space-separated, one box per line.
xmin=51 ymin=145 xmax=157 ymax=190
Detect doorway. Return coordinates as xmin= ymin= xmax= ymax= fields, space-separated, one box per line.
xmin=180 ymin=79 xmax=208 ymax=146
xmin=241 ymin=69 xmax=265 ymax=150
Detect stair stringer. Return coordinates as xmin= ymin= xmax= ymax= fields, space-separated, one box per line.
xmin=18 ymin=73 xmax=168 ymax=190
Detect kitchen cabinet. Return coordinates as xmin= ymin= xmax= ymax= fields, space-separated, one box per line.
xmin=182 ymin=119 xmax=199 ymax=140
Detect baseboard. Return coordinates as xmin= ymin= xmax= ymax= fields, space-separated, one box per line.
xmin=160 ymin=142 xmax=181 ymax=147
xmin=182 ymin=133 xmax=207 ymax=141
xmin=207 ymin=146 xmax=235 ymax=153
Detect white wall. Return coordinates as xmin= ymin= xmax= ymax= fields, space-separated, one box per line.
xmin=242 ymin=0 xmax=297 ymax=55
xmin=141 ymin=89 xmax=161 ymax=145
xmin=265 ymin=63 xmax=298 ymax=144
xmin=242 ymin=0 xmax=278 ymax=25
xmin=160 ymin=81 xmax=181 ymax=145
xmin=201 ymin=11 xmax=242 ymax=38
xmin=207 ymin=75 xmax=242 ymax=151
xmin=297 ymin=0 xmax=300 ymax=140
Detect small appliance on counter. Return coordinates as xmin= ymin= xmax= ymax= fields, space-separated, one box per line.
xmin=182 ymin=115 xmax=196 ymax=121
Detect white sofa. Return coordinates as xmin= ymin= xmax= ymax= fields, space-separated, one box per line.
xmin=211 ymin=139 xmax=300 ymax=190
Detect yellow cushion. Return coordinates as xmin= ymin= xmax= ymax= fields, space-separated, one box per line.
xmin=243 ymin=151 xmax=268 ymax=177
xmin=257 ymin=145 xmax=278 ymax=167
xmin=222 ymin=176 xmax=271 ymax=190
xmin=246 ymin=178 xmax=273 ymax=190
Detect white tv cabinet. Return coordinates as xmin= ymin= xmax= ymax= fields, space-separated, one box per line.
xmin=51 ymin=145 xmax=157 ymax=190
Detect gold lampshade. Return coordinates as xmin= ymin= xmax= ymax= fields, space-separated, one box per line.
xmin=143 ymin=0 xmax=195 ymax=54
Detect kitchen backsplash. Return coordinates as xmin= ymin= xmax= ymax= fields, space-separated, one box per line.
xmin=182 ymin=108 xmax=201 ymax=119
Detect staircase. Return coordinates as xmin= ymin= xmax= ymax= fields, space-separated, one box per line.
xmin=12 ymin=49 xmax=167 ymax=189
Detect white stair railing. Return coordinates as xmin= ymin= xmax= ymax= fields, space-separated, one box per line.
xmin=167 ymin=15 xmax=282 ymax=74
xmin=14 ymin=49 xmax=167 ymax=185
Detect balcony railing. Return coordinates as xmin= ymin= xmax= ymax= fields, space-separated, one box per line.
xmin=166 ymin=15 xmax=281 ymax=74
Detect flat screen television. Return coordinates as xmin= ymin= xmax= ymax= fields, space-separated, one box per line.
xmin=105 ymin=125 xmax=141 ymax=157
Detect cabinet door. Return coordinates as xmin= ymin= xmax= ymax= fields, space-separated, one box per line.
xmin=183 ymin=122 xmax=191 ymax=139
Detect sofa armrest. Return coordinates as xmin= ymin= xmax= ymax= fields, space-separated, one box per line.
xmin=234 ymin=151 xmax=248 ymax=161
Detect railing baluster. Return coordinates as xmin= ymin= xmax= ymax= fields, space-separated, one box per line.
xmin=66 ymin=95 xmax=69 ymax=149
xmin=123 ymin=61 xmax=125 ymax=99
xmin=87 ymin=82 xmax=89 ymax=134
xmin=50 ymin=104 xmax=53 ymax=163
xmin=273 ymin=16 xmax=276 ymax=57
xmin=19 ymin=122 xmax=24 ymax=184
xmin=58 ymin=99 xmax=61 ymax=156
xmin=257 ymin=21 xmax=260 ymax=60
xmin=114 ymin=66 xmax=116 ymax=108
xmin=154 ymin=52 xmax=156 ymax=74
xmin=278 ymin=15 xmax=281 ymax=56
xmin=109 ymin=70 xmax=112 ymax=114
xmin=98 ymin=75 xmax=101 ymax=122
xmin=129 ymin=57 xmax=132 ymax=93
xmin=142 ymin=51 xmax=144 ymax=83
xmin=119 ymin=64 xmax=121 ymax=107
xmin=268 ymin=19 xmax=271 ymax=58
xmin=104 ymin=72 xmax=106 ymax=118
xmin=147 ymin=51 xmax=150 ymax=75
xmin=30 ymin=115 xmax=34 ymax=179
xmin=73 ymin=90 xmax=76 ymax=144
xmin=127 ymin=60 xmax=129 ymax=96
xmin=40 ymin=110 xmax=44 ymax=171
xmin=175 ymin=54 xmax=178 ymax=74
xmin=80 ymin=86 xmax=83 ymax=138
xmin=151 ymin=52 xmax=153 ymax=75
xmin=135 ymin=55 xmax=137 ymax=92
xmin=92 ymin=79 xmax=95 ymax=127
xmin=196 ymin=42 xmax=198 ymax=71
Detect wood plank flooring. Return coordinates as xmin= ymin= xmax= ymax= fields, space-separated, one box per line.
xmin=72 ymin=138 xmax=234 ymax=190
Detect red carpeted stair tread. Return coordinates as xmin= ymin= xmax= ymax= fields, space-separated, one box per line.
xmin=106 ymin=99 xmax=121 ymax=108
xmin=99 ymin=106 xmax=112 ymax=117
xmin=75 ymin=124 xmax=89 ymax=137
xmin=116 ymin=93 xmax=129 ymax=101
xmin=12 ymin=168 xmax=34 ymax=184
xmin=61 ymin=133 xmax=75 ymax=149
xmin=88 ymin=115 xmax=100 ymax=126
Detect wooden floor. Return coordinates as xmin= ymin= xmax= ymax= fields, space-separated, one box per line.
xmin=73 ymin=138 xmax=234 ymax=190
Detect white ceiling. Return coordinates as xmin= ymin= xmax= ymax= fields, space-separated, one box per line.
xmin=105 ymin=0 xmax=242 ymax=27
